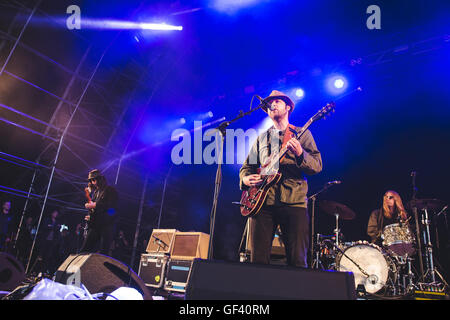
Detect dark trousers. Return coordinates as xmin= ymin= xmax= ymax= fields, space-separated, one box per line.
xmin=249 ymin=205 xmax=309 ymax=268
xmin=81 ymin=224 xmax=114 ymax=255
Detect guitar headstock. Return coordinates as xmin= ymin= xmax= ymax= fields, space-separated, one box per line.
xmin=312 ymin=102 xmax=336 ymax=122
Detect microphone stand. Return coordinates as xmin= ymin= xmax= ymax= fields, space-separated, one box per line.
xmin=308 ymin=182 xmax=340 ymax=268
xmin=207 ymin=100 xmax=266 ymax=260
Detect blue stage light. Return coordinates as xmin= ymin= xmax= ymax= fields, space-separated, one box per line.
xmin=334 ymin=78 xmax=345 ymax=89
xmin=326 ymin=75 xmax=348 ymax=95
xmin=295 ymin=88 xmax=305 ymax=98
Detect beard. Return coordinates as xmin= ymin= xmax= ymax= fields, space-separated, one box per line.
xmin=270 ymin=108 xmax=289 ymax=121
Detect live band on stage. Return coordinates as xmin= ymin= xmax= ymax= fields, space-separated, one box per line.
xmin=1 ymin=90 xmax=449 ymax=301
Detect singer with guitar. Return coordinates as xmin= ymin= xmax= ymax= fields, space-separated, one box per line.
xmin=239 ymin=90 xmax=323 ymax=268
xmin=81 ymin=169 xmax=118 ymax=255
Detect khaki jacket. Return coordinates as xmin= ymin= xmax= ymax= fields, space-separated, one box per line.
xmin=239 ymin=125 xmax=322 ymax=207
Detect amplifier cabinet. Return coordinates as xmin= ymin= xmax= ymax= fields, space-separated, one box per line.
xmin=138 ymin=253 xmax=169 ymax=288
xmin=163 ymin=259 xmax=194 ymax=293
xmin=170 ymin=232 xmax=210 ymax=260
xmin=146 ymin=229 xmax=178 ymax=254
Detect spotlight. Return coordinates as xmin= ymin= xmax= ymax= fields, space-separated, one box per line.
xmin=76 ymin=19 xmax=183 ymax=31
xmin=295 ymin=88 xmax=305 ymax=98
xmin=207 ymin=111 xmax=214 ymax=118
xmin=180 ymin=118 xmax=186 ymax=125
xmin=326 ymin=74 xmax=348 ymax=95
xmin=334 ymin=78 xmax=345 ymax=89
xmin=139 ymin=23 xmax=182 ymax=31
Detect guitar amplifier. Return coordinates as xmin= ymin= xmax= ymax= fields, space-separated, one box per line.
xmin=138 ymin=253 xmax=169 ymax=288
xmin=146 ymin=229 xmax=178 ymax=254
xmin=163 ymin=259 xmax=194 ymax=293
xmin=170 ymin=232 xmax=210 ymax=260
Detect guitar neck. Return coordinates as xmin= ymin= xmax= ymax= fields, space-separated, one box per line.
xmin=84 ymin=188 xmax=92 ymax=202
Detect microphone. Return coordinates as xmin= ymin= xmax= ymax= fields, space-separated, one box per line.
xmin=255 ymin=95 xmax=273 ymax=111
xmin=152 ymin=235 xmax=168 ymax=249
xmin=327 ymin=180 xmax=342 ymax=185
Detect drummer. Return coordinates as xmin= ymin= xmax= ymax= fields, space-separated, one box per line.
xmin=367 ymin=190 xmax=409 ymax=245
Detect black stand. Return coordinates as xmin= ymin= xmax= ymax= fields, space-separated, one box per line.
xmin=410 ymin=171 xmax=425 ymax=279
xmin=308 ymin=182 xmax=340 ymax=268
xmin=207 ymin=100 xmax=266 ymax=260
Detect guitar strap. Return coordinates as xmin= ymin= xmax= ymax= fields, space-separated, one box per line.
xmin=279 ymin=124 xmax=296 ymax=164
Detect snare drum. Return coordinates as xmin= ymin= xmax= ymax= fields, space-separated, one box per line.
xmin=382 ymin=223 xmax=415 ymax=257
xmin=336 ymin=241 xmax=397 ymax=294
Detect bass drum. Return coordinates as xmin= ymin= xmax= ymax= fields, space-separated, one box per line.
xmin=336 ymin=241 xmax=397 ymax=294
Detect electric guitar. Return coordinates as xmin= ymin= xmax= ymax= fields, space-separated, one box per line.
xmin=239 ymin=102 xmax=336 ymax=217
xmin=83 ymin=186 xmax=93 ymax=237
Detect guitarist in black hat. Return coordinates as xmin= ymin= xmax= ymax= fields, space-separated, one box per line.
xmin=81 ymin=169 xmax=118 ymax=255
xmin=239 ymin=90 xmax=322 ymax=268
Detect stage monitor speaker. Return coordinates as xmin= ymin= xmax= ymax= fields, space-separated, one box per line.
xmin=54 ymin=253 xmax=152 ymax=300
xmin=0 ymin=253 xmax=25 ymax=292
xmin=185 ymin=259 xmax=356 ymax=300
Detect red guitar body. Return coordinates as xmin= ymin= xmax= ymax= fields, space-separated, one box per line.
xmin=240 ymin=170 xmax=281 ymax=217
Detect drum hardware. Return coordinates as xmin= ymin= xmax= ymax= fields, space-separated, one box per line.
xmin=308 ymin=182 xmax=342 ymax=268
xmin=419 ymin=207 xmax=449 ymax=289
xmin=311 ymin=234 xmax=346 ymax=270
xmin=314 ymin=200 xmax=356 ymax=266
xmin=311 ymin=234 xmax=327 ymax=270
xmin=392 ymin=256 xmax=418 ymax=295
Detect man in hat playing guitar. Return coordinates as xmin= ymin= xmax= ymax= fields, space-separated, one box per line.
xmin=81 ymin=169 xmax=118 ymax=255
xmin=239 ymin=90 xmax=322 ymax=268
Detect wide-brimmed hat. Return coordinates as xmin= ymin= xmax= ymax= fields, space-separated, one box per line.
xmin=87 ymin=169 xmax=103 ymax=181
xmin=262 ymin=90 xmax=295 ymax=113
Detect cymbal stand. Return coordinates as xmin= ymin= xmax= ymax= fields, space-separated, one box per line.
xmin=334 ymin=212 xmax=340 ymax=248
xmin=420 ymin=208 xmax=449 ymax=290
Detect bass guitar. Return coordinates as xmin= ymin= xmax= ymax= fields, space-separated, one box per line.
xmin=239 ymin=102 xmax=336 ymax=217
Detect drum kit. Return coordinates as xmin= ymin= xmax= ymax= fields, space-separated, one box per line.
xmin=311 ymin=198 xmax=449 ymax=298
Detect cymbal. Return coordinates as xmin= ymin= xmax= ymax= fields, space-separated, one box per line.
xmin=407 ymin=198 xmax=447 ymax=212
xmin=318 ymin=200 xmax=356 ymax=220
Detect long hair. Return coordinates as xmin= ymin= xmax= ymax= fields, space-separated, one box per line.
xmin=382 ymin=190 xmax=408 ymax=220
xmin=88 ymin=175 xmax=107 ymax=191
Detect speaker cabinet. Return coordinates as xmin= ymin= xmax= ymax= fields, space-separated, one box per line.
xmin=146 ymin=229 xmax=178 ymax=254
xmin=170 ymin=232 xmax=209 ymax=260
xmin=54 ymin=253 xmax=152 ymax=300
xmin=185 ymin=259 xmax=356 ymax=300
xmin=0 ymin=253 xmax=25 ymax=292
